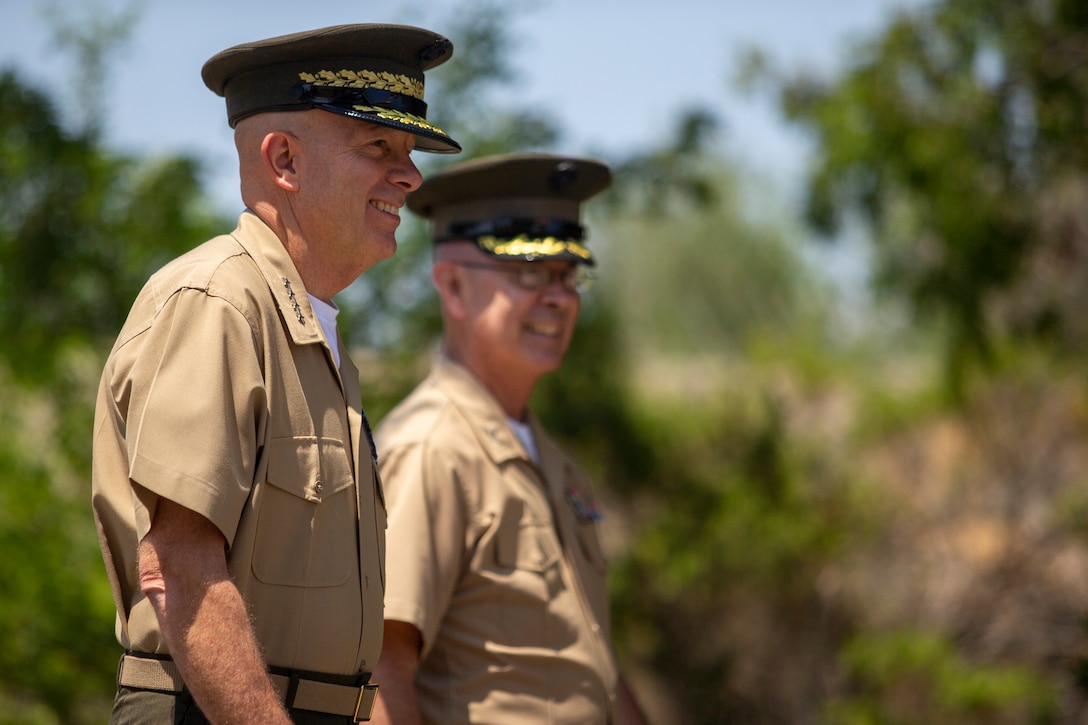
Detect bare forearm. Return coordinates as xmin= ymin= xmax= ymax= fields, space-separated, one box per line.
xmin=140 ymin=499 xmax=290 ymax=724
xmin=147 ymin=578 xmax=289 ymax=723
xmin=369 ymin=672 xmax=422 ymax=725
xmin=370 ymin=620 xmax=424 ymax=725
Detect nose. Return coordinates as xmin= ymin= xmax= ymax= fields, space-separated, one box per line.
xmin=393 ymin=155 xmax=423 ymax=192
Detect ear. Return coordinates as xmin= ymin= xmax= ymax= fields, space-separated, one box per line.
xmin=260 ymin=130 xmax=300 ymax=192
xmin=432 ymin=261 xmax=468 ymax=320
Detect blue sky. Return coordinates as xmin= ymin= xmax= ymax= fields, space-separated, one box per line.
xmin=2 ymin=0 xmax=929 ymax=212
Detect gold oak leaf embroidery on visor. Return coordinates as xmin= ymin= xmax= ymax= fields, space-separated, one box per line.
xmin=350 ymin=106 xmax=447 ymax=135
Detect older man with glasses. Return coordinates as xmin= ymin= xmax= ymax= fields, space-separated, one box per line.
xmin=370 ymin=153 xmax=649 ymax=724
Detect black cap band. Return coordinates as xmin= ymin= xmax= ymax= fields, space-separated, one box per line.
xmin=294 ymin=82 xmax=429 ymax=119
xmin=439 ymin=217 xmax=586 ymax=245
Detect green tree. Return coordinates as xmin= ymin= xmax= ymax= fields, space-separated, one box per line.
xmin=747 ymin=0 xmax=1088 ymax=393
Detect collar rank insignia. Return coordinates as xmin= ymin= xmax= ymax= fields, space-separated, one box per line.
xmin=566 ymin=486 xmax=603 ymax=522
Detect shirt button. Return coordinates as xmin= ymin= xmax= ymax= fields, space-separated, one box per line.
xmin=315 ymin=481 xmax=323 ymax=494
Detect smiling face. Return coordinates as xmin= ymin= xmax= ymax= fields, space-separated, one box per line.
xmin=467 ymin=257 xmax=581 ymax=372
xmin=293 ymin=111 xmax=423 ymax=290
xmin=434 ymin=244 xmax=583 ymax=415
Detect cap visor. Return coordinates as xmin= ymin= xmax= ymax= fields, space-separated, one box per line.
xmin=328 ymin=106 xmax=460 ymax=153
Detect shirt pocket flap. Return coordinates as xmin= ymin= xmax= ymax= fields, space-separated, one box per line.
xmin=265 ymin=437 xmax=354 ymax=503
xmin=495 ymin=506 xmax=561 ymax=573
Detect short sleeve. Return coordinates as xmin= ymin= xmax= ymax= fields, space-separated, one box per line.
xmin=124 ymin=288 xmax=266 ymax=544
xmin=380 ymin=441 xmax=468 ymax=657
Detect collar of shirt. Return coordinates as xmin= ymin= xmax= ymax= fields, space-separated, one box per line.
xmin=506 ymin=416 xmax=539 ymax=463
xmin=429 ymin=354 xmax=539 ymax=466
xmin=230 ymin=210 xmax=325 ymax=349
xmin=308 ymin=293 xmax=341 ymax=369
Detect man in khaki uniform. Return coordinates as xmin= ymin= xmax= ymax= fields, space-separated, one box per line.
xmin=91 ymin=24 xmax=460 ymax=724
xmin=371 ymin=153 xmax=649 ymax=724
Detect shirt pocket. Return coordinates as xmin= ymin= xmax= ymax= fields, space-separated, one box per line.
xmin=252 ymin=437 xmax=356 ymax=587
xmin=489 ymin=500 xmax=567 ymax=647
xmin=494 ymin=500 xmax=561 ymax=574
xmin=492 ymin=500 xmax=561 ymax=599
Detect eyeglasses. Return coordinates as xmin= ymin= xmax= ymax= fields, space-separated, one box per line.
xmin=453 ymin=261 xmax=596 ymax=294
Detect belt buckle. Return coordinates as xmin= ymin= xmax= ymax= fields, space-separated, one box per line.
xmin=353 ymin=683 xmax=379 ymax=722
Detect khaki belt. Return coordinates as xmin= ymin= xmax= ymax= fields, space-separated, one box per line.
xmin=117 ymin=653 xmax=378 ymax=722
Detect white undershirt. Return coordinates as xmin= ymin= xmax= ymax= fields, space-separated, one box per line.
xmin=308 ymin=294 xmax=341 ymax=369
xmin=507 ymin=417 xmax=539 ymax=463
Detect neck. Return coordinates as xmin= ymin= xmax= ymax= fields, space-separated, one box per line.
xmin=487 ymin=377 xmax=534 ymax=422
xmin=249 ymin=203 xmax=339 ymax=303
xmin=443 ymin=343 xmax=536 ymax=420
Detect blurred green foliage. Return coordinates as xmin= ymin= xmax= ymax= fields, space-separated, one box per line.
xmin=826 ymin=630 xmax=1056 ymax=724
xmin=0 ymin=367 xmax=118 ymax=724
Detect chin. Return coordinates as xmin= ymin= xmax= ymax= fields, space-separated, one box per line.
xmin=526 ymin=353 xmax=566 ymax=376
xmin=378 ymin=232 xmax=400 ymax=255
xmin=364 ymin=237 xmax=398 ymax=266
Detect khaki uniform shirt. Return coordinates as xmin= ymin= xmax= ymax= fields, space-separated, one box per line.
xmin=377 ymin=356 xmax=619 ymax=724
xmin=92 ymin=211 xmax=386 ymax=675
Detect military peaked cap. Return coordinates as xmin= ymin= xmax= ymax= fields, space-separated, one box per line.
xmin=202 ymin=24 xmax=460 ymax=153
xmin=408 ymin=152 xmax=611 ymax=265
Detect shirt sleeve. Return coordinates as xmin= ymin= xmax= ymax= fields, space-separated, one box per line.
xmin=380 ymin=440 xmax=469 ymax=657
xmin=124 ymin=287 xmax=266 ymax=544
